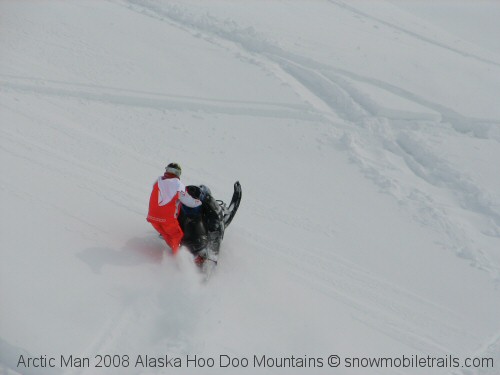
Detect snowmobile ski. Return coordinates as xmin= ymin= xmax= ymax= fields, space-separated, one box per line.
xmin=219 ymin=181 xmax=242 ymax=228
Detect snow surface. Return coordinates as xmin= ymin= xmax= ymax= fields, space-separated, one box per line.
xmin=1 ymin=1 xmax=500 ymax=374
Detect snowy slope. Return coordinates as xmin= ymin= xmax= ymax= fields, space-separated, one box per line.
xmin=1 ymin=1 xmax=500 ymax=374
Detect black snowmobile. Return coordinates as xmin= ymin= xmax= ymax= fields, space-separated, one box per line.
xmin=178 ymin=181 xmax=241 ymax=275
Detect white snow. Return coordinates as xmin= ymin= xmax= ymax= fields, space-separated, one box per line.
xmin=1 ymin=1 xmax=500 ymax=374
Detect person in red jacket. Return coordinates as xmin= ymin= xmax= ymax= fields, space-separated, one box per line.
xmin=147 ymin=163 xmax=201 ymax=254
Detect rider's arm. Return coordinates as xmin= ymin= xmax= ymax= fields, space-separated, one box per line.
xmin=179 ymin=190 xmax=202 ymax=208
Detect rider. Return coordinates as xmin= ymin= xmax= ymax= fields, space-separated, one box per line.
xmin=147 ymin=163 xmax=201 ymax=254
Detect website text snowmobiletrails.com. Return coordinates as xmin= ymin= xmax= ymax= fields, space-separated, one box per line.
xmin=15 ymin=353 xmax=495 ymax=371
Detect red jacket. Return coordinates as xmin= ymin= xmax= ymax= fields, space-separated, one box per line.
xmin=147 ymin=180 xmax=179 ymax=223
xmin=147 ymin=176 xmax=201 ymax=223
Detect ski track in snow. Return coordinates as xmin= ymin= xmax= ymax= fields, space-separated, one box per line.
xmin=120 ymin=0 xmax=500 ymax=281
xmin=327 ymin=0 xmax=500 ymax=69
xmin=0 ymin=76 xmax=322 ymax=122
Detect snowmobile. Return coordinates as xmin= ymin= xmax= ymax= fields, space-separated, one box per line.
xmin=178 ymin=181 xmax=241 ymax=277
